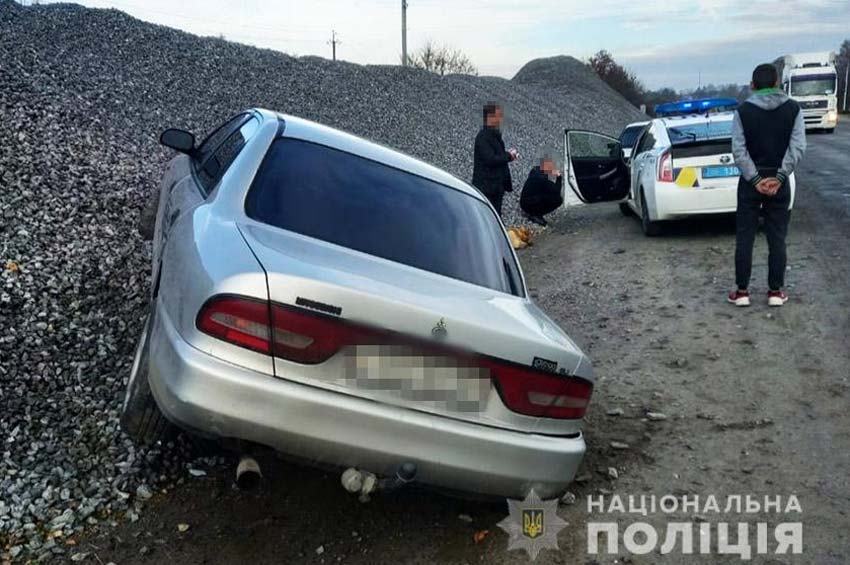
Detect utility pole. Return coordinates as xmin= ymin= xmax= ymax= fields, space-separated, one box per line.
xmin=844 ymin=62 xmax=849 ymax=113
xmin=328 ymin=30 xmax=340 ymax=61
xmin=401 ymin=0 xmax=408 ymax=66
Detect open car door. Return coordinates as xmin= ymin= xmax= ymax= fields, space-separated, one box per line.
xmin=564 ymin=130 xmax=630 ymax=203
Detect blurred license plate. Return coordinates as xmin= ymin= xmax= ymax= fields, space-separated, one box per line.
xmin=703 ymin=165 xmax=740 ymax=178
xmin=342 ymin=345 xmax=490 ymax=412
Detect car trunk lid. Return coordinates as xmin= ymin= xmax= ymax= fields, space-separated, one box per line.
xmin=670 ymin=139 xmax=739 ymax=189
xmin=238 ymin=221 xmax=588 ymax=433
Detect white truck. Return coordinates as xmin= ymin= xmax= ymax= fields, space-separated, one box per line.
xmin=775 ymin=52 xmax=839 ymax=133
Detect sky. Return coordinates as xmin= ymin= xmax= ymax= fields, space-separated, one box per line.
xmin=37 ymin=0 xmax=850 ymax=90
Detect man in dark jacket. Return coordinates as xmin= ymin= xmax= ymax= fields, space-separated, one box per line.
xmin=520 ymin=156 xmax=563 ymax=227
xmin=728 ymin=63 xmax=806 ymax=308
xmin=472 ymin=103 xmax=518 ymax=215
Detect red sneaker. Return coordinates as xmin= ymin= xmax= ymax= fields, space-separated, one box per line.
xmin=768 ymin=290 xmax=789 ymax=307
xmin=727 ymin=289 xmax=751 ymax=307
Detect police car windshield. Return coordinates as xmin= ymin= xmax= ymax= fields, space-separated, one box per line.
xmin=666 ymin=121 xmax=733 ymax=145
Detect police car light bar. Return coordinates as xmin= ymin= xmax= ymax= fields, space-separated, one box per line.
xmin=654 ymin=98 xmax=738 ymax=117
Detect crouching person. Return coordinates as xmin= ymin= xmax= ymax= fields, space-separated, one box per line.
xmin=520 ymin=156 xmax=563 ymax=227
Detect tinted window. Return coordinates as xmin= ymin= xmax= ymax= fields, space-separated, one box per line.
xmin=666 ymin=121 xmax=732 ymax=145
xmin=635 ymin=130 xmax=656 ymax=155
xmin=569 ymin=132 xmax=621 ymax=159
xmin=619 ymin=126 xmax=644 ymax=150
xmin=197 ymin=117 xmax=259 ymax=192
xmin=196 ymin=113 xmax=249 ymax=164
xmin=246 ymin=138 xmax=523 ymax=296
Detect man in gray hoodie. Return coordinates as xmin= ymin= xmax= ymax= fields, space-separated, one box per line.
xmin=728 ymin=63 xmax=806 ymax=307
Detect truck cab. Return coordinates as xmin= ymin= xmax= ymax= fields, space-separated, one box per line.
xmin=778 ymin=51 xmax=839 ymax=133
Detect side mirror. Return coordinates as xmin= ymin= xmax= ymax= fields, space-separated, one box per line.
xmin=160 ymin=128 xmax=196 ymax=155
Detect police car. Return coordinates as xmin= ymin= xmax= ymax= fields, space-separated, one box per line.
xmin=564 ymin=99 xmax=796 ymax=236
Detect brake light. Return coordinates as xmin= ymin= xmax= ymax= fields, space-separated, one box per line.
xmin=489 ymin=361 xmax=593 ymax=419
xmin=271 ymin=303 xmax=366 ymax=364
xmin=196 ymin=296 xmax=272 ymax=354
xmin=658 ymin=151 xmax=674 ymax=182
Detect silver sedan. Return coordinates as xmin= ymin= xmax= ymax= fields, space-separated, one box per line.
xmin=122 ymin=108 xmax=595 ymax=499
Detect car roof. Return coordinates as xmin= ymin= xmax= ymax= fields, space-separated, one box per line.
xmin=252 ymin=108 xmax=484 ymax=202
xmin=657 ymin=111 xmax=735 ymax=128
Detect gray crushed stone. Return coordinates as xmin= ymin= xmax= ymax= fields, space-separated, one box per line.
xmin=0 ymin=0 xmax=644 ymax=556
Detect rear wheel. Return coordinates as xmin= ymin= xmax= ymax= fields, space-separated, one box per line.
xmin=640 ymin=191 xmax=662 ymax=237
xmin=121 ymin=310 xmax=171 ymax=444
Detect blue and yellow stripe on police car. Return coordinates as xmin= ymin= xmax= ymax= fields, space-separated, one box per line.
xmin=673 ymin=167 xmax=700 ymax=189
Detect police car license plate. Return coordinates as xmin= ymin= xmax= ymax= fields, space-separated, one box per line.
xmin=702 ymin=165 xmax=740 ymax=179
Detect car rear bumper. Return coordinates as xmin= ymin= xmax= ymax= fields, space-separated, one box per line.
xmin=147 ymin=302 xmax=586 ymax=499
xmin=655 ymin=182 xmax=738 ymax=219
xmin=654 ymin=175 xmax=796 ymax=220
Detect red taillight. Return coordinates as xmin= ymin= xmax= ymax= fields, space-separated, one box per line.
xmin=196 ymin=296 xmax=361 ymax=362
xmin=490 ymin=361 xmax=593 ymax=420
xmin=196 ymin=296 xmax=272 ymax=354
xmin=658 ymin=151 xmax=674 ymax=182
xmin=271 ymin=304 xmax=365 ymax=364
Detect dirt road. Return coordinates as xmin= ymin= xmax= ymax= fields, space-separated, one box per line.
xmin=76 ymin=122 xmax=850 ymax=564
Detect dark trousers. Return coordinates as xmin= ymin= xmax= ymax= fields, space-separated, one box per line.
xmin=735 ymin=178 xmax=792 ymax=291
xmin=521 ymin=192 xmax=563 ymax=217
xmin=484 ymin=191 xmax=504 ymax=215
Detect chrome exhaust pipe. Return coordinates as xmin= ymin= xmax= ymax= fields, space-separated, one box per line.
xmin=235 ymin=455 xmax=262 ymax=491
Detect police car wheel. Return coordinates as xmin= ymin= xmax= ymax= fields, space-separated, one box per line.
xmin=640 ymin=191 xmax=662 ymax=237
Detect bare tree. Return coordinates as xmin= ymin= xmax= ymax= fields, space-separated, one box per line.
xmin=587 ymin=50 xmax=645 ymax=107
xmin=403 ymin=41 xmax=478 ymax=76
xmin=838 ymin=38 xmax=849 ymax=113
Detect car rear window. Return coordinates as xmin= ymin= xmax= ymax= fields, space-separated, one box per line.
xmin=666 ymin=120 xmax=733 ymax=145
xmin=245 ymin=138 xmax=523 ymax=296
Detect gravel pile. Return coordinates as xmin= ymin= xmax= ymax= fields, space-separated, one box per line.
xmin=0 ymin=0 xmax=644 ymax=558
xmin=513 ymin=55 xmax=636 ymax=107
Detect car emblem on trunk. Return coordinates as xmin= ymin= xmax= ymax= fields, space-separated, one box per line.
xmin=431 ymin=318 xmax=448 ymax=339
xmin=720 ymin=155 xmax=731 ymax=164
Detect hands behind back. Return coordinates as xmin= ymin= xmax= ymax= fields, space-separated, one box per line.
xmin=756 ymin=177 xmax=781 ymax=197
